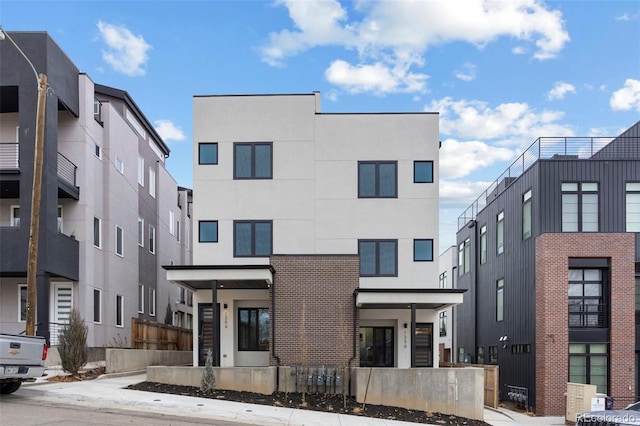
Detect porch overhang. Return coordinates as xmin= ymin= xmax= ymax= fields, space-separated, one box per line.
xmin=163 ymin=265 xmax=275 ymax=291
xmin=355 ymin=288 xmax=466 ymax=310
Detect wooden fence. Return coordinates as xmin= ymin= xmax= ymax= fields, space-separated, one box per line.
xmin=131 ymin=318 xmax=192 ymax=351
xmin=440 ymin=362 xmax=499 ymax=409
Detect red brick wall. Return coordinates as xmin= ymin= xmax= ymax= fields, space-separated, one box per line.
xmin=269 ymin=255 xmax=360 ymax=367
xmin=535 ymin=233 xmax=636 ymax=415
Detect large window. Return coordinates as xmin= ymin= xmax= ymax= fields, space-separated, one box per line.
xmin=359 ymin=239 xmax=397 ymax=276
xmin=360 ymin=327 xmax=394 ymax=367
xmin=413 ymin=239 xmax=433 ymax=261
xmin=115 ymin=294 xmax=124 ymax=327
xmin=562 ymin=182 xmax=599 ymax=232
xmin=458 ymin=238 xmax=470 ymax=276
xmin=358 ymin=161 xmax=397 ymax=198
xmin=198 ymin=143 xmax=218 ymax=165
xmin=234 ymin=142 xmax=272 ymax=179
xmin=626 ymin=182 xmax=640 ymax=232
xmin=414 ymin=161 xmax=433 ymax=183
xmin=234 ymin=221 xmax=272 ymax=257
xmin=93 ymin=289 xmax=101 ymax=323
xmin=569 ymin=269 xmax=606 ymax=328
xmin=238 ymin=308 xmax=269 ymax=351
xmin=480 ymin=225 xmax=487 ymax=264
xmin=496 ymin=278 xmax=504 ymax=322
xmin=523 ymin=189 xmax=532 ymax=239
xmin=569 ymin=343 xmax=608 ymax=394
xmin=199 ymin=221 xmax=218 ymax=242
xmin=115 ymin=225 xmax=124 ymax=257
xmin=496 ymin=211 xmax=505 ymax=255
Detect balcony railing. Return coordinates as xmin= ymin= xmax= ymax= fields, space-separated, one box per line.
xmin=568 ymin=302 xmax=607 ymax=328
xmin=457 ymin=136 xmax=639 ymax=230
xmin=57 ymin=152 xmax=77 ymax=188
xmin=0 ymin=143 xmax=19 ymax=170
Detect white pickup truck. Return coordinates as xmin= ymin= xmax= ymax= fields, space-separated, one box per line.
xmin=0 ymin=333 xmax=48 ymax=394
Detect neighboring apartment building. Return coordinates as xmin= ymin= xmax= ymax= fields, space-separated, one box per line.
xmin=166 ymin=93 xmax=464 ymax=369
xmin=0 ymin=32 xmax=192 ymax=347
xmin=438 ymin=246 xmax=457 ymax=363
xmin=454 ymin=122 xmax=639 ymax=415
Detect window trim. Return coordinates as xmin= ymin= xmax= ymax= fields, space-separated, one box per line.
xmin=138 ymin=156 xmax=144 ymax=186
xmin=523 ymin=189 xmax=532 ymax=240
xmin=358 ymin=160 xmax=398 ymax=198
xmin=199 ymin=220 xmax=219 ymax=243
xmin=358 ymin=239 xmax=398 ymax=277
xmin=149 ymin=167 xmax=156 ymax=198
xmin=496 ymin=278 xmax=504 ymax=322
xmin=94 ymin=143 xmax=102 ymax=159
xmin=115 ymin=157 xmax=124 ymax=174
xmin=93 ymin=217 xmax=102 ymax=248
xmin=562 ymin=182 xmax=599 ymax=232
xmin=233 ymin=220 xmax=273 ymax=257
xmin=169 ymin=210 xmax=175 ymax=236
xmin=233 ymin=142 xmax=273 ymax=180
xmin=115 ymin=225 xmax=124 ymax=257
xmin=138 ymin=285 xmax=144 ymax=314
xmin=413 ymin=160 xmax=434 ymax=183
xmin=625 ymin=182 xmax=640 ymax=232
xmin=237 ymin=307 xmax=270 ymax=351
xmin=93 ymin=288 xmax=102 ymax=324
xmin=198 ymin=142 xmax=218 ymax=165
xmin=138 ymin=217 xmax=144 ymax=247
xmin=413 ymin=239 xmax=434 ymax=262
xmin=496 ymin=211 xmax=505 ymax=255
xmin=149 ymin=288 xmax=156 ymax=317
xmin=149 ymin=225 xmax=156 ymax=254
xmin=479 ymin=225 xmax=487 ymax=264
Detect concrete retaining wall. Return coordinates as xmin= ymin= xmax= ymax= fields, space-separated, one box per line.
xmin=105 ymin=349 xmax=192 ymax=373
xmin=147 ymin=366 xmax=277 ymax=395
xmin=353 ymin=367 xmax=484 ymax=421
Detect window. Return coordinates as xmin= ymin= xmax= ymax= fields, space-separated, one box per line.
xmin=358 ymin=161 xmax=397 ymax=198
xmin=93 ymin=217 xmax=101 ymax=248
xmin=169 ymin=210 xmax=175 ymax=235
xmin=57 ymin=206 xmax=63 ymax=233
xmin=458 ymin=238 xmax=470 ymax=276
xmin=569 ymin=269 xmax=606 ymax=328
xmin=199 ymin=221 xmax=218 ymax=243
xmin=523 ymin=189 xmax=532 ymax=239
xmin=562 ymin=182 xmax=599 ymax=232
xmin=414 ymin=161 xmax=434 ymax=183
xmin=149 ymin=288 xmax=156 ymax=317
xmin=477 ymin=347 xmax=485 ymax=364
xmin=496 ymin=211 xmax=505 ymax=255
xmin=458 ymin=347 xmax=465 ymax=363
xmin=480 ymin=225 xmax=487 ymax=264
xmin=238 ymin=308 xmax=269 ymax=351
xmin=359 ymin=239 xmax=398 ymax=276
xmin=234 ymin=142 xmax=272 ymax=179
xmin=360 ymin=326 xmax=395 ymax=367
xmin=138 ymin=156 xmax=144 ymax=186
xmin=11 ymin=206 xmax=20 ymax=227
xmin=413 ymin=239 xmax=434 ymax=261
xmin=199 ymin=143 xmax=218 ymax=165
xmin=18 ymin=284 xmax=26 ymax=321
xmin=511 ymin=344 xmax=531 ymax=354
xmin=93 ymin=289 xmax=101 ymax=323
xmin=149 ymin=168 xmax=156 ymax=198
xmin=496 ymin=278 xmax=504 ymax=322
xmin=115 ymin=225 xmax=123 ymax=257
xmin=149 ymin=225 xmax=156 ymax=254
xmin=439 ymin=311 xmax=447 ymax=337
xmin=94 ymin=143 xmax=101 ymax=159
xmin=569 ymin=343 xmax=608 ymax=394
xmin=488 ymin=346 xmax=498 ymax=364
xmin=138 ymin=218 xmax=144 ymax=247
xmin=116 ymin=294 xmax=124 ymax=327
xmin=439 ymin=271 xmax=447 ymax=288
xmin=626 ymin=182 xmax=640 ymax=232
xmin=115 ymin=157 xmax=124 ymax=174
xmin=176 ymin=220 xmax=180 ymax=243
xmin=234 ymin=220 xmax=272 ymax=257
xmin=138 ymin=285 xmax=144 ymax=313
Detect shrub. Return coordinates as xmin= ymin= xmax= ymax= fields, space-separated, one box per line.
xmin=58 ymin=308 xmax=88 ymax=376
xmin=200 ymin=349 xmax=215 ymax=394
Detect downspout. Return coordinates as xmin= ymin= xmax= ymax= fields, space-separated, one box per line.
xmin=270 ymin=272 xmax=281 ymax=388
xmin=472 ymin=220 xmax=479 ymax=364
xmin=349 ymin=289 xmax=359 ymax=395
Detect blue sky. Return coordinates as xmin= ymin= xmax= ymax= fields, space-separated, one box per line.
xmin=2 ymin=0 xmax=639 ymax=253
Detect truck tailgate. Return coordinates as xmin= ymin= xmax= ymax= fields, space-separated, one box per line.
xmin=0 ymin=334 xmax=46 ymax=367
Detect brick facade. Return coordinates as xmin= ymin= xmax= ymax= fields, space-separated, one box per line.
xmin=269 ymin=255 xmax=360 ymax=367
xmin=535 ymin=233 xmax=636 ymax=415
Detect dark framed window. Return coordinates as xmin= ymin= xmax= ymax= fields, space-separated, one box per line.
xmin=439 ymin=311 xmax=447 ymax=336
xmin=488 ymin=346 xmax=498 ymax=364
xmin=414 ymin=239 xmax=434 ymax=261
xmin=238 ymin=308 xmax=269 ymax=351
xmin=358 ymin=161 xmax=397 ymax=198
xmin=562 ymin=182 xmax=599 ymax=232
xmin=93 ymin=289 xmax=101 ymax=323
xmin=523 ymin=189 xmax=532 ymax=239
xmin=360 ymin=326 xmax=394 ymax=367
xmin=198 ymin=143 xmax=218 ymax=165
xmin=234 ymin=220 xmax=272 ymax=257
xmin=234 ymin=142 xmax=272 ymax=179
xmin=625 ymin=182 xmax=640 ymax=232
xmin=569 ymin=269 xmax=606 ymax=328
xmin=115 ymin=294 xmax=124 ymax=327
xmin=358 ymin=239 xmax=398 ymax=276
xmin=480 ymin=225 xmax=487 ymax=264
xmin=414 ymin=161 xmax=433 ymax=183
xmin=458 ymin=238 xmax=470 ymax=276
xmin=199 ymin=221 xmax=219 ymax=243
xmin=496 ymin=211 xmax=505 ymax=255
xmin=569 ymin=343 xmax=608 ymax=394
xmin=477 ymin=346 xmax=485 ymax=364
xmin=496 ymin=278 xmax=504 ymax=322
xmin=19 ymin=285 xmax=27 ymax=322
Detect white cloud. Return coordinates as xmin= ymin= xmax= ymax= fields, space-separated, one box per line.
xmin=547 ymin=81 xmax=576 ymax=100
xmin=610 ymin=79 xmax=640 ymax=112
xmin=439 ymin=139 xmax=514 ymax=180
xmin=97 ymin=21 xmax=151 ymax=76
xmin=154 ymin=120 xmax=186 ymax=142
xmin=261 ymin=0 xmax=569 ymax=94
xmin=324 ymin=59 xmax=428 ymax=94
xmin=454 ymin=62 xmax=477 ymax=82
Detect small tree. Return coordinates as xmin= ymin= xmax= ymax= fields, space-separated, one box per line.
xmin=200 ymin=349 xmax=215 ymax=394
xmin=58 ymin=308 xmax=88 ymax=376
xmin=164 ymin=299 xmax=173 ymax=325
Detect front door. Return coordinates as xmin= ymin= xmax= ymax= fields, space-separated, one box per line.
xmin=360 ymin=326 xmax=394 ymax=367
xmin=50 ymin=284 xmax=72 ymax=345
xmin=414 ymin=323 xmax=433 ymax=367
xmin=198 ymin=303 xmax=220 ymax=366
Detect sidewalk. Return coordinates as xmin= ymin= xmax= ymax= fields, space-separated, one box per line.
xmin=21 ymin=369 xmax=564 ymax=426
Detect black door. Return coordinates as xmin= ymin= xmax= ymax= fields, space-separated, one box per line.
xmin=198 ymin=303 xmax=220 ymax=366
xmin=360 ymin=327 xmax=394 ymax=367
xmin=414 ymin=323 xmax=433 ymax=367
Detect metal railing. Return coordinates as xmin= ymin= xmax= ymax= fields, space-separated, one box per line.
xmin=568 ymin=302 xmax=607 ymax=328
xmin=0 ymin=142 xmax=19 ymax=169
xmin=457 ymin=136 xmax=639 ymax=230
xmin=57 ymin=152 xmax=77 ymax=187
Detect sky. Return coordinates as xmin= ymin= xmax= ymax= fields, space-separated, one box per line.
xmin=2 ymin=0 xmax=639 ymax=254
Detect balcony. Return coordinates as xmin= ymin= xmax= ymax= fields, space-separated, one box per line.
xmin=568 ymin=302 xmax=607 ymax=328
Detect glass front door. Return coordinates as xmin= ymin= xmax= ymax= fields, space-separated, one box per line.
xmin=360 ymin=327 xmax=394 ymax=367
xmin=198 ymin=303 xmax=220 ymax=366
xmin=414 ymin=323 xmax=433 ymax=367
